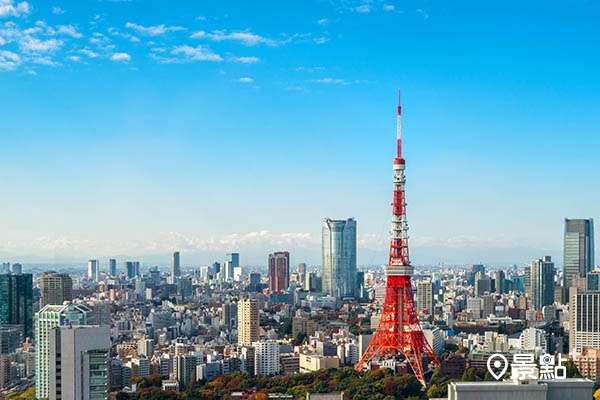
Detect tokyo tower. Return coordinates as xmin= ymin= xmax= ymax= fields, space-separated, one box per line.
xmin=355 ymin=92 xmax=440 ymax=385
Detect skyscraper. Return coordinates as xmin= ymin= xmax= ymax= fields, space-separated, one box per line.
xmin=0 ymin=273 xmax=33 ymax=340
xmin=417 ymin=280 xmax=434 ymax=315
xmin=40 ymin=272 xmax=73 ymax=307
xmin=49 ymin=325 xmax=110 ymax=400
xmin=88 ymin=260 xmax=99 ymax=281
xmin=10 ymin=263 xmax=22 ymax=274
xmin=530 ymin=256 xmax=555 ymax=309
xmin=495 ymin=270 xmax=505 ymax=294
xmin=564 ymin=218 xmax=595 ymax=287
xmin=569 ymin=287 xmax=600 ymax=353
xmin=268 ymin=252 xmax=290 ymax=294
xmin=322 ymin=218 xmax=357 ymax=299
xmin=172 ymin=251 xmax=181 ymax=277
xmin=35 ymin=303 xmax=91 ymax=399
xmin=252 ymin=340 xmax=280 ymax=376
xmin=298 ymin=263 xmax=307 ymax=276
xmin=226 ymin=253 xmax=239 ymax=268
xmin=237 ymin=299 xmax=259 ymax=345
xmin=109 ymin=259 xmax=117 ymax=277
xmin=124 ymin=261 xmax=135 ymax=279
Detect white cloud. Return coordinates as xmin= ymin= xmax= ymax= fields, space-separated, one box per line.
xmin=317 ymin=19 xmax=328 ymax=25
xmin=170 ymin=44 xmax=222 ymax=62
xmin=0 ymin=0 xmax=31 ymax=18
xmin=19 ymin=37 xmax=62 ymax=52
xmin=238 ymin=77 xmax=253 ymax=83
xmin=355 ymin=4 xmax=371 ymax=13
xmin=0 ymin=49 xmax=20 ymax=69
xmin=125 ymin=22 xmax=184 ymax=36
xmin=79 ymin=48 xmax=98 ymax=58
xmin=57 ymin=25 xmax=82 ymax=38
xmin=230 ymin=56 xmax=259 ymax=64
xmin=312 ymin=77 xmax=356 ymax=85
xmin=191 ymin=29 xmax=277 ymax=46
xmin=32 ymin=55 xmax=57 ymax=65
xmin=110 ymin=52 xmax=130 ymax=62
xmin=383 ymin=4 xmax=395 ymax=11
xmin=67 ymin=55 xmax=79 ymax=61
xmin=314 ymin=37 xmax=328 ymax=44
xmin=52 ymin=6 xmax=64 ymax=15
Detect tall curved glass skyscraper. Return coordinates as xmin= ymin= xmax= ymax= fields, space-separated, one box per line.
xmin=322 ymin=218 xmax=357 ymax=299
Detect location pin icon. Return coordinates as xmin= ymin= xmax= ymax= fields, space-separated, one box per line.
xmin=487 ymin=354 xmax=508 ymax=380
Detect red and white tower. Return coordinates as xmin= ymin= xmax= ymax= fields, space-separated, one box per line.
xmin=355 ymin=91 xmax=440 ymax=385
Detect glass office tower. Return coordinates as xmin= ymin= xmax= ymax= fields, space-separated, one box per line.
xmin=322 ymin=218 xmax=357 ymax=299
xmin=564 ymin=218 xmax=595 ymax=287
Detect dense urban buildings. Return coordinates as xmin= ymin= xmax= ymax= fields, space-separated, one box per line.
xmin=322 ymin=218 xmax=357 ymax=299
xmin=0 ymin=216 xmax=598 ymax=399
xmin=268 ymin=251 xmax=290 ymax=294
xmin=564 ymin=218 xmax=595 ymax=287
xmin=40 ymin=272 xmax=73 ymax=307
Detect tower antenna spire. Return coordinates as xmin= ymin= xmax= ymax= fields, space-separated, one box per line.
xmin=397 ymin=89 xmax=402 ymax=158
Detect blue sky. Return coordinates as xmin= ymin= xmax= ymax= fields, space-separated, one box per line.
xmin=1 ymin=0 xmax=599 ymax=266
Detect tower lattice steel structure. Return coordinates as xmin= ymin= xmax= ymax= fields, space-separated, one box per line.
xmin=355 ymin=92 xmax=440 ymax=385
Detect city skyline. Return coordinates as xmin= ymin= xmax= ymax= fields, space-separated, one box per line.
xmin=2 ymin=1 xmax=600 ymax=265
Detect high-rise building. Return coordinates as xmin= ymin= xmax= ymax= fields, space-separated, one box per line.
xmin=109 ymin=259 xmax=117 ymax=277
xmin=298 ymin=263 xmax=307 ymax=276
xmin=0 ymin=325 xmax=23 ymax=355
xmin=249 ymin=273 xmax=261 ymax=292
xmin=237 ymin=299 xmax=259 ymax=345
xmin=221 ymin=302 xmax=238 ymax=328
xmin=40 ymin=272 xmax=73 ymax=307
xmin=569 ymin=287 xmax=600 ymax=353
xmin=177 ymin=277 xmax=193 ymax=299
xmin=35 ymin=303 xmax=91 ymax=399
xmin=530 ymin=256 xmax=555 ymax=309
xmin=124 ymin=261 xmax=135 ymax=279
xmin=10 ymin=263 xmax=22 ymax=274
xmin=494 ymin=270 xmax=505 ymax=294
xmin=213 ymin=262 xmax=221 ymax=281
xmin=226 ymin=253 xmax=239 ymax=268
xmin=134 ymin=261 xmax=140 ymax=277
xmin=224 ymin=261 xmax=234 ymax=282
xmin=564 ymin=218 xmax=595 ymax=287
xmin=49 ymin=325 xmax=110 ymax=400
xmin=587 ymin=272 xmax=600 ymax=291
xmin=88 ymin=260 xmax=99 ymax=281
xmin=173 ymin=354 xmax=196 ymax=389
xmin=0 ymin=273 xmax=33 ymax=340
xmin=137 ymin=338 xmax=154 ymax=357
xmin=471 ymin=264 xmax=485 ymax=275
xmin=356 ymin=271 xmax=365 ymax=300
xmin=322 ymin=218 xmax=357 ymax=299
xmin=417 ymin=280 xmax=434 ymax=315
xmin=268 ymin=252 xmax=290 ymax=294
xmin=252 ymin=341 xmax=280 ymax=376
xmin=172 ymin=251 xmax=181 ymax=277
